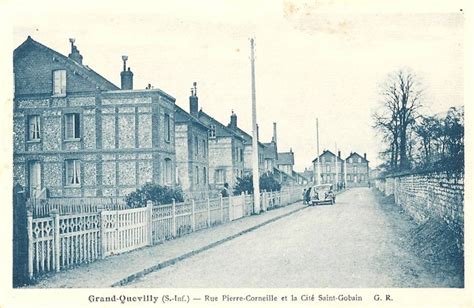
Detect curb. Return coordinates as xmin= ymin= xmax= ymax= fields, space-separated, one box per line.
xmin=111 ymin=203 xmax=308 ymax=287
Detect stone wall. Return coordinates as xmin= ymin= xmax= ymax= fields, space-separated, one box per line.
xmin=374 ymin=171 xmax=464 ymax=254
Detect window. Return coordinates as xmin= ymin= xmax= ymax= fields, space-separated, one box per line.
xmin=358 ymin=157 xmax=362 ymax=163
xmin=349 ymin=158 xmax=353 ymax=163
xmin=202 ymin=140 xmax=206 ymax=158
xmin=195 ymin=166 xmax=200 ymax=184
xmin=209 ymin=124 xmax=216 ymax=138
xmin=240 ymin=149 xmax=244 ymax=162
xmin=164 ymin=114 xmax=171 ymax=142
xmin=65 ymin=159 xmax=81 ymax=186
xmin=215 ymin=169 xmax=225 ymax=184
xmin=28 ymin=115 xmax=40 ymax=141
xmin=194 ymin=136 xmax=199 ymax=157
xmin=164 ymin=158 xmax=172 ymax=185
xmin=326 ymin=165 xmax=331 ymax=172
xmin=53 ymin=70 xmax=66 ymax=95
xmin=65 ymin=113 xmax=80 ymax=140
xmin=203 ymin=167 xmax=207 ymax=184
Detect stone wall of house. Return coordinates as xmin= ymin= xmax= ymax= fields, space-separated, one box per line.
xmin=374 ymin=171 xmax=464 ymax=254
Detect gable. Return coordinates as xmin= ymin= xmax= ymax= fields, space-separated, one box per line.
xmin=14 ymin=37 xmax=118 ymax=97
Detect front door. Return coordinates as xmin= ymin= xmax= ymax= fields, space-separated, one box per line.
xmin=29 ymin=161 xmax=41 ymax=198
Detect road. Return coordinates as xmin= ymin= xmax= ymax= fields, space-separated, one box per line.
xmin=129 ymin=187 xmax=461 ymax=288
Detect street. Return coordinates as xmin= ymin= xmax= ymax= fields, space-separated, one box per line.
xmin=129 ymin=187 xmax=461 ymax=288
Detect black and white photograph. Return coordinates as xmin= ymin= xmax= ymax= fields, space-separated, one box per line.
xmin=0 ymin=0 xmax=472 ymax=307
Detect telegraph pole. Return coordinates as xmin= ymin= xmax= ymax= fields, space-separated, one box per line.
xmin=250 ymin=38 xmax=260 ymax=214
xmin=316 ymin=118 xmax=321 ymax=185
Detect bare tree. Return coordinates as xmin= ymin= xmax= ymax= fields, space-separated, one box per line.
xmin=372 ymin=69 xmax=423 ymax=171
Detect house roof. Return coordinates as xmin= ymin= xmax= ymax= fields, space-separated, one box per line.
xmin=262 ymin=142 xmax=278 ymax=159
xmin=346 ymin=152 xmax=369 ymax=163
xmin=14 ymin=36 xmax=119 ymax=91
xmin=277 ymin=151 xmax=294 ymax=166
xmin=230 ymin=126 xmax=265 ymax=147
xmin=175 ymin=105 xmax=209 ymax=130
xmin=312 ymin=150 xmax=344 ymax=163
xmin=197 ymin=110 xmax=244 ymax=140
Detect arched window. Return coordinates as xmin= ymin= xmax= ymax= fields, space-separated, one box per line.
xmin=164 ymin=158 xmax=172 ymax=185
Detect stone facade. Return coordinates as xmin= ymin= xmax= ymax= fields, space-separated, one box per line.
xmin=312 ymin=150 xmax=344 ymax=185
xmin=345 ymin=152 xmax=369 ymax=186
xmin=13 ymin=37 xmax=176 ymax=198
xmin=175 ymin=105 xmax=209 ymax=192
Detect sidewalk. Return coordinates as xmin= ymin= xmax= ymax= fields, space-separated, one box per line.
xmin=27 ymin=200 xmax=309 ymax=288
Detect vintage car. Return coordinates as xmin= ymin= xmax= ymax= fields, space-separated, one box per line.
xmin=309 ymin=184 xmax=335 ymax=205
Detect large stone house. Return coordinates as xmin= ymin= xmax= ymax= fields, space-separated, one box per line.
xmin=226 ymin=111 xmax=265 ymax=176
xmin=312 ymin=150 xmax=344 ymax=185
xmin=185 ymin=89 xmax=244 ymax=190
xmin=13 ymin=37 xmax=177 ymax=198
xmin=174 ymin=86 xmax=210 ymax=193
xmin=345 ymin=152 xmax=370 ymax=186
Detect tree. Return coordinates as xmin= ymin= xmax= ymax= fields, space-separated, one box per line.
xmin=373 ymin=70 xmax=423 ymax=171
xmin=233 ymin=173 xmax=281 ymax=195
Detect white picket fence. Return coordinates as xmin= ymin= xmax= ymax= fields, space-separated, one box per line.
xmin=27 ymin=186 xmax=305 ymax=280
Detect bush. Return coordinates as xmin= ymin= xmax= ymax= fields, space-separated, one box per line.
xmin=125 ymin=183 xmax=184 ymax=208
xmin=233 ymin=173 xmax=281 ymax=195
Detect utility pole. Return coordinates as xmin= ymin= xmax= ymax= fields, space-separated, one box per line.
xmin=250 ymin=37 xmax=260 ymax=214
xmin=316 ymin=118 xmax=321 ymax=185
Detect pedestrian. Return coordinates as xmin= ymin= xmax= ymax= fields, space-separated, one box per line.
xmin=302 ymin=188 xmax=307 ymax=204
xmin=221 ymin=183 xmax=229 ymax=197
xmin=304 ymin=187 xmax=312 ymax=205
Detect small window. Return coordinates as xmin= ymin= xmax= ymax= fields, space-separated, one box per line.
xmin=65 ymin=113 xmax=80 ymax=140
xmin=28 ymin=115 xmax=41 ymax=141
xmin=194 ymin=136 xmax=199 ymax=157
xmin=203 ymin=167 xmax=207 ymax=184
xmin=202 ymin=140 xmax=206 ymax=158
xmin=358 ymin=157 xmax=362 ymax=163
xmin=209 ymin=124 xmax=216 ymax=138
xmin=65 ymin=159 xmax=81 ymax=186
xmin=164 ymin=114 xmax=171 ymax=142
xmin=196 ymin=166 xmax=199 ymax=184
xmin=240 ymin=149 xmax=243 ymax=162
xmin=53 ymin=70 xmax=66 ymax=95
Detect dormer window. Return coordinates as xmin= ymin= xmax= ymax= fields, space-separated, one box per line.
xmin=209 ymin=124 xmax=216 ymax=138
xmin=53 ymin=70 xmax=66 ymax=96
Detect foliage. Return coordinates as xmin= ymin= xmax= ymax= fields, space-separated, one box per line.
xmin=125 ymin=183 xmax=184 ymax=207
xmin=233 ymin=173 xmax=281 ymax=195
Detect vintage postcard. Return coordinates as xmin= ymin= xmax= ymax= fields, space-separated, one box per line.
xmin=0 ymin=0 xmax=472 ymax=307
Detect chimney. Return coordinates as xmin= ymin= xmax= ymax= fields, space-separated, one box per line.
xmin=229 ymin=110 xmax=237 ymax=129
xmin=272 ymin=122 xmax=277 ymax=144
xmin=338 ymin=150 xmax=341 ymax=158
xmin=189 ymin=82 xmax=198 ymax=116
xmin=120 ymin=55 xmax=133 ymax=90
xmin=68 ymin=38 xmax=83 ymax=64
xmin=364 ymin=153 xmax=367 ymax=160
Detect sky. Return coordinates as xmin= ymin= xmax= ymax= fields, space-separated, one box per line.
xmin=5 ymin=0 xmax=465 ymax=171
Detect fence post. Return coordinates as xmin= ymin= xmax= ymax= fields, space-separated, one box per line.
xmin=241 ymin=192 xmax=245 ymax=217
xmin=147 ymin=201 xmax=153 ymax=246
xmin=50 ymin=210 xmax=60 ymax=272
xmin=207 ymin=197 xmax=211 ymax=227
xmin=262 ymin=191 xmax=267 ymax=212
xmin=172 ymin=199 xmax=177 ymax=238
xmin=191 ymin=199 xmax=196 ymax=232
xmin=220 ymin=195 xmax=224 ymax=223
xmin=228 ymin=195 xmax=232 ymax=222
xmin=100 ymin=210 xmax=107 ymax=259
xmin=27 ymin=211 xmax=33 ymax=280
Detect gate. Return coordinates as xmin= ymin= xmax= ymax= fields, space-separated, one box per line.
xmin=13 ymin=184 xmax=29 ymax=287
